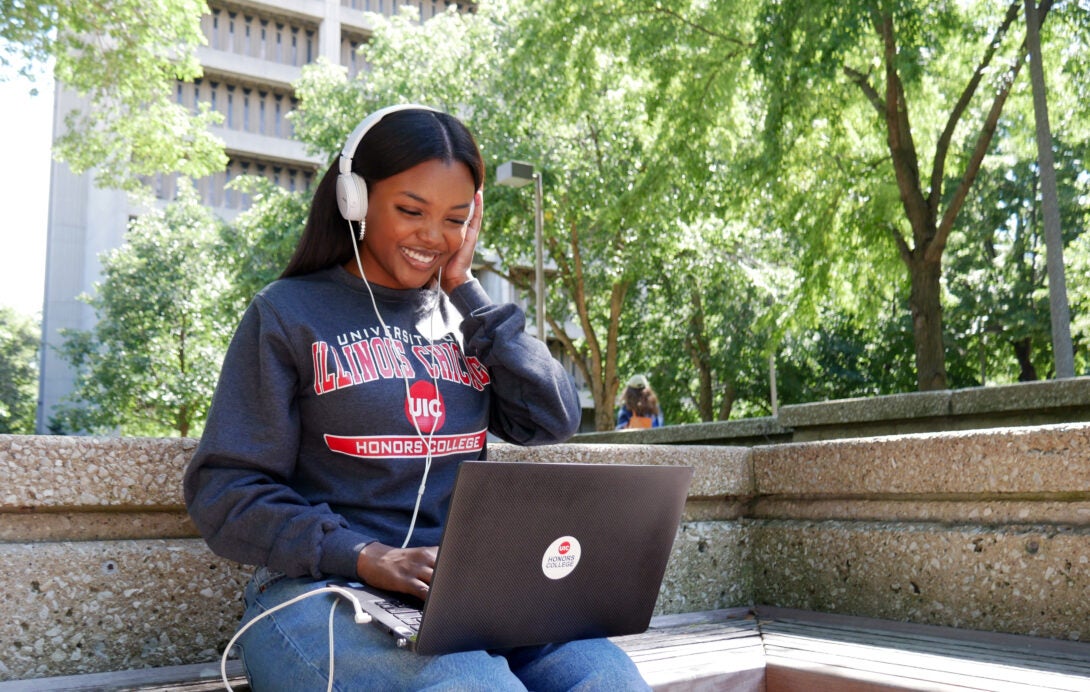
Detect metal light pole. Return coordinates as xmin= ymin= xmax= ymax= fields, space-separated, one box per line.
xmin=1025 ymin=0 xmax=1074 ymax=378
xmin=496 ymin=160 xmax=546 ymax=342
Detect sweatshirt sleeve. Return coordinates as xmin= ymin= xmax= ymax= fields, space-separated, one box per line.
xmin=449 ymin=279 xmax=581 ymax=445
xmin=183 ymin=296 xmax=372 ymax=579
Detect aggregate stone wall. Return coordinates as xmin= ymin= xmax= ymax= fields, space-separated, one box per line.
xmin=0 ymin=437 xmax=751 ymax=680
xmin=576 ymin=375 xmax=1090 ymax=445
xmin=751 ymin=522 xmax=1088 ymax=640
xmin=3 ymin=424 xmax=1089 ymax=681
xmin=0 ymin=435 xmax=251 ymax=680
xmin=748 ymin=423 xmax=1090 ymax=640
xmin=0 ymin=540 xmax=247 ymax=680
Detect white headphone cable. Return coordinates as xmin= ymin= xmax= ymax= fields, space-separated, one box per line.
xmin=347 ymin=219 xmax=444 ymax=549
xmin=219 ymin=585 xmax=371 ymax=692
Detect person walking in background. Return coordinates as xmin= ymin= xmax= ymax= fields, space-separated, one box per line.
xmin=616 ymin=374 xmax=664 ymax=430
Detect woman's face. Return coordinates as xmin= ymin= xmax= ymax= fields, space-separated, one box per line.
xmin=355 ymin=158 xmax=476 ymax=290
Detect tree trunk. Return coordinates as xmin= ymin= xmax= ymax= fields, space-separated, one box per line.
xmin=684 ymin=288 xmax=715 ymax=421
xmin=687 ymin=334 xmax=714 ymax=421
xmin=549 ymin=217 xmax=630 ymax=432
xmin=593 ymin=381 xmax=616 ymax=431
xmin=1013 ymin=337 xmax=1039 ymax=381
xmin=717 ymin=382 xmax=736 ymax=421
xmin=908 ymin=257 xmax=947 ymax=390
xmin=854 ymin=3 xmax=1034 ymax=393
xmin=1024 ymin=0 xmax=1074 ymax=378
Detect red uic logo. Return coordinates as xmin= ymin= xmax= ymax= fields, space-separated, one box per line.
xmin=558 ymin=541 xmax=571 ymax=555
xmin=404 ymin=380 xmax=445 ymax=433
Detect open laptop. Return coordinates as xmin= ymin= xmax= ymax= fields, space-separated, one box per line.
xmin=333 ymin=460 xmax=693 ymax=655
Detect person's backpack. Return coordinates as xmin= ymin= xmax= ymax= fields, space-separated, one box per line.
xmin=626 ymin=415 xmax=653 ymax=429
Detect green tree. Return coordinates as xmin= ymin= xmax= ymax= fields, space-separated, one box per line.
xmin=53 ymin=181 xmax=232 ymax=436
xmin=945 ymin=135 xmax=1090 ymax=383
xmin=505 ymin=1 xmax=785 ymax=428
xmin=218 ymin=177 xmax=311 ymax=314
xmin=775 ymin=302 xmax=918 ymax=404
xmin=621 ymin=217 xmax=790 ymax=423
xmin=751 ymin=0 xmax=1089 ymax=391
xmin=1 ymin=0 xmax=226 ymax=190
xmin=0 ymin=307 xmax=40 ymax=434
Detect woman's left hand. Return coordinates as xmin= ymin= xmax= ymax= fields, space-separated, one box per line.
xmin=440 ymin=189 xmax=483 ymax=294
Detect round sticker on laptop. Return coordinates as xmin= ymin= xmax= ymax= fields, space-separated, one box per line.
xmin=541 ymin=536 xmax=581 ymax=580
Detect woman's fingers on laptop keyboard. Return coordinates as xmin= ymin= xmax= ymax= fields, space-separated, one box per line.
xmin=357 ymin=543 xmax=437 ymax=600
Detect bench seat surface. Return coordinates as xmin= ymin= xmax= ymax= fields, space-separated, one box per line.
xmin=3 ymin=607 xmax=1090 ymax=692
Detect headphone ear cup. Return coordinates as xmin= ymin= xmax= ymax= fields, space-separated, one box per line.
xmin=336 ymin=171 xmax=368 ymax=221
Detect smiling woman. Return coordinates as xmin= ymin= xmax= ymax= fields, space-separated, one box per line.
xmin=0 ymin=72 xmax=53 ymax=316
xmin=182 ymin=105 xmax=646 ymax=691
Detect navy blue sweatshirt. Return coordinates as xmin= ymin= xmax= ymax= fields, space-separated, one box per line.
xmin=184 ymin=266 xmax=580 ymax=580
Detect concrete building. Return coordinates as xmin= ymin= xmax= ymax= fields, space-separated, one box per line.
xmin=36 ymin=0 xmax=480 ymax=432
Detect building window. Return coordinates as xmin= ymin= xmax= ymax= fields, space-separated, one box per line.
xmin=227 ymin=12 xmax=236 ymax=53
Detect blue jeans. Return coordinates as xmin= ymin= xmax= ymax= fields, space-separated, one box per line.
xmin=236 ymin=568 xmax=651 ymax=691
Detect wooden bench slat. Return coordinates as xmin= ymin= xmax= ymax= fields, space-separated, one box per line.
xmin=618 ymin=624 xmax=762 ymax=655
xmin=765 ymin=618 xmax=1090 ymax=663
xmin=614 ymin=610 xmax=766 ymax=691
xmin=759 ymin=611 xmax=1090 ymax=675
xmin=758 ymin=606 xmax=1090 ymax=658
xmin=758 ymin=610 xmax=1090 ymax=692
xmin=763 ymin=624 xmax=1090 ymax=677
xmin=763 ymin=637 xmax=1087 ymax=691
xmin=4 ymin=607 xmax=1090 ymax=692
xmin=0 ymin=661 xmax=246 ymax=692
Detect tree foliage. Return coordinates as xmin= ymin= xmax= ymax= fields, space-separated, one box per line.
xmin=1 ymin=0 xmax=226 ymax=191
xmin=751 ymin=0 xmax=1090 ymax=390
xmin=289 ymin=0 xmax=1090 ymax=426
xmin=44 ymin=0 xmax=1090 ymax=436
xmin=54 ymin=181 xmax=232 ymax=436
xmin=299 ymin=3 xmax=683 ymax=429
xmin=945 ymin=133 xmax=1090 ymax=383
xmin=0 ymin=307 xmax=39 ymax=434
xmin=218 ymin=176 xmax=311 ymax=314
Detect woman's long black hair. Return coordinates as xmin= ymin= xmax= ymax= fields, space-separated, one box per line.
xmin=281 ymin=108 xmax=485 ymax=279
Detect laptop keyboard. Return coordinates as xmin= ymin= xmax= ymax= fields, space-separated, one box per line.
xmin=378 ymin=600 xmax=423 ymax=632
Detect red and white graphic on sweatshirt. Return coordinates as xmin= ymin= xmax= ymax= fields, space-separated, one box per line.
xmin=312 ymin=334 xmax=490 ymax=396
xmin=325 ymin=428 xmax=487 ymax=460
xmin=316 ymin=346 xmax=486 ymax=459
xmin=404 ymin=380 xmax=444 ymax=433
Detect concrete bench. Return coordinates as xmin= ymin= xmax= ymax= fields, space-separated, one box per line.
xmin=4 ymin=425 xmax=1090 ymax=686
xmin=5 ymin=606 xmax=1089 ymax=691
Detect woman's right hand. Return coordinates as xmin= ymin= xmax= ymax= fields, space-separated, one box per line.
xmin=356 ymin=542 xmax=437 ymax=601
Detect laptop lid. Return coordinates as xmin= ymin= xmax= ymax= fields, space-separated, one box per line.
xmin=412 ymin=460 xmax=693 ymax=655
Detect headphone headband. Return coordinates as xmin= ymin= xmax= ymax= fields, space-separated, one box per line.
xmin=338 ymin=103 xmax=440 ymax=175
xmin=336 ymin=103 xmax=439 ymax=222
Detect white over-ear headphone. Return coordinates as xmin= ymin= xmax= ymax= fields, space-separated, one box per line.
xmin=336 ymin=104 xmax=440 ymax=222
